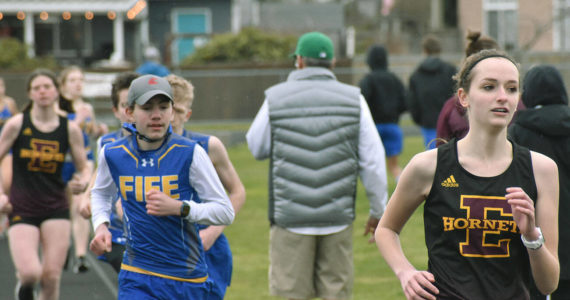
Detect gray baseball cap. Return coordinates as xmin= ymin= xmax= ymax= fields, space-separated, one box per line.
xmin=127 ymin=74 xmax=173 ymax=106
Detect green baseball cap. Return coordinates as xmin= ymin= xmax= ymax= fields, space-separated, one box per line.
xmin=293 ymin=32 xmax=334 ymax=61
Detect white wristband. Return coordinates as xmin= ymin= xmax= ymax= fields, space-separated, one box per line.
xmin=521 ymin=227 xmax=544 ymax=250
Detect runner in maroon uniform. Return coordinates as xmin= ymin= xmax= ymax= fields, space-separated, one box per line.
xmin=375 ymin=50 xmax=559 ymax=300
xmin=0 ymin=69 xmax=89 ymax=300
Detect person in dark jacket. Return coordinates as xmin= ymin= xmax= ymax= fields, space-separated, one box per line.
xmin=436 ymin=31 xmax=499 ymax=146
xmin=407 ymin=34 xmax=456 ymax=149
xmin=359 ymin=45 xmax=406 ymax=180
xmin=509 ymin=64 xmax=570 ymax=300
xmin=435 ymin=31 xmax=525 ymax=147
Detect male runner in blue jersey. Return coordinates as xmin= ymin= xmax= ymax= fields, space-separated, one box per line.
xmin=89 ymin=74 xmax=234 ymax=299
xmin=167 ymin=74 xmax=246 ymax=299
xmin=80 ymin=72 xmax=139 ymax=273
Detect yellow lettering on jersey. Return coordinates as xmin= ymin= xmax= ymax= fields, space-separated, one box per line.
xmin=118 ymin=175 xmax=180 ymax=202
xmin=497 ymin=220 xmax=509 ymax=231
xmin=119 ymin=176 xmax=134 ymax=201
xmin=21 ymin=139 xmax=65 ymax=173
xmin=510 ymin=222 xmax=518 ymax=233
xmin=483 ymin=219 xmax=496 ymax=230
xmin=443 ymin=217 xmax=454 ymax=231
xmin=454 ymin=218 xmax=468 ymax=230
xmin=468 ymin=218 xmax=482 ymax=229
xmin=162 ymin=175 xmax=179 ymax=199
xmin=441 ymin=217 xmax=517 ymax=232
xmin=135 ymin=176 xmax=144 ymax=202
xmin=455 ymin=195 xmax=516 ymax=258
xmin=145 ymin=176 xmax=161 ymax=194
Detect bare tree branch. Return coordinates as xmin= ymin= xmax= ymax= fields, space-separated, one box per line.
xmin=520 ymin=7 xmax=570 ymax=52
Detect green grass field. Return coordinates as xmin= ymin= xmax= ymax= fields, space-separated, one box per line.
xmin=222 ymin=135 xmax=428 ymax=300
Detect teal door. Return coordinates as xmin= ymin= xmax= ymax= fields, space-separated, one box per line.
xmin=173 ymin=9 xmax=210 ymax=64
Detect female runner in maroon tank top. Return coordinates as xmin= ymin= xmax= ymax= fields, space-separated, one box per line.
xmin=0 ymin=69 xmax=90 ymax=300
xmin=375 ymin=50 xmax=559 ymax=300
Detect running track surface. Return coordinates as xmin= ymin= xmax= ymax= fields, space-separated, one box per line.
xmin=0 ymin=236 xmax=118 ymax=300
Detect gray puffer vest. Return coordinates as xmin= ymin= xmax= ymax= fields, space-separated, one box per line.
xmin=267 ymin=67 xmax=361 ymax=227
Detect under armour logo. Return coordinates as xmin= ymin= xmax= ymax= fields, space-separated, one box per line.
xmin=148 ymin=77 xmax=158 ymax=85
xmin=141 ymin=158 xmax=154 ymax=167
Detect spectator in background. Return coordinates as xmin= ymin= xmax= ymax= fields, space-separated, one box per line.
xmin=509 ymin=64 xmax=570 ymax=300
xmin=407 ymin=34 xmax=457 ymax=149
xmin=436 ymin=31 xmax=499 ymax=146
xmin=247 ymin=31 xmax=388 ymax=300
xmin=359 ymin=45 xmax=406 ymax=181
xmin=136 ymin=46 xmax=170 ymax=77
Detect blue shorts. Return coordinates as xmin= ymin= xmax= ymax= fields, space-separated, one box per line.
xmin=205 ymin=233 xmax=233 ymax=300
xmin=61 ymin=161 xmax=75 ymax=183
xmin=376 ymin=123 xmax=403 ymax=157
xmin=62 ymin=130 xmax=93 ymax=183
xmin=118 ymin=269 xmax=212 ymax=300
xmin=421 ymin=127 xmax=437 ymax=150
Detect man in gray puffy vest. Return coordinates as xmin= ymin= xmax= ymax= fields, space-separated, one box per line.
xmin=246 ymin=31 xmax=388 ymax=300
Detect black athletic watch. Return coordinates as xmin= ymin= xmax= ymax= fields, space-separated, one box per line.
xmin=180 ymin=201 xmax=190 ymax=218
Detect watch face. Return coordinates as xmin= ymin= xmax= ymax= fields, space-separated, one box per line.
xmin=182 ymin=203 xmax=190 ymax=217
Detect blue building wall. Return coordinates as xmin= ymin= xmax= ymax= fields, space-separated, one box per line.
xmin=148 ymin=0 xmax=231 ymax=65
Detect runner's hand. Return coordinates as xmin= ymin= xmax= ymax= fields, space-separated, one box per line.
xmin=199 ymin=226 xmax=224 ymax=251
xmin=79 ymin=197 xmax=92 ymax=219
xmin=145 ymin=189 xmax=180 ymax=216
xmin=398 ymin=269 xmax=439 ymax=300
xmin=0 ymin=194 xmax=12 ymax=214
xmin=364 ymin=216 xmax=380 ymax=243
xmin=90 ymin=224 xmax=112 ymax=255
xmin=69 ymin=173 xmax=88 ymax=195
xmin=505 ymin=187 xmax=536 ymax=237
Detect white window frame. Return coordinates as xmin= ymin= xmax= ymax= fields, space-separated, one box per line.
xmin=483 ymin=0 xmax=519 ymax=50
xmin=554 ymin=0 xmax=570 ymax=50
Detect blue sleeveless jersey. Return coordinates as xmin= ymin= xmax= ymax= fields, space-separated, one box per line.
xmin=103 ymin=133 xmax=207 ymax=280
xmin=182 ymin=129 xmax=210 ymax=153
xmin=98 ymin=130 xmax=127 ymax=245
xmin=0 ymin=105 xmax=12 ymax=131
xmin=0 ymin=105 xmax=11 ymax=120
xmin=184 ymin=129 xmax=233 ymax=296
xmin=62 ymin=113 xmax=94 ymax=182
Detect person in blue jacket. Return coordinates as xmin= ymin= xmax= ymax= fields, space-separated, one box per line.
xmin=136 ymin=46 xmax=170 ymax=77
